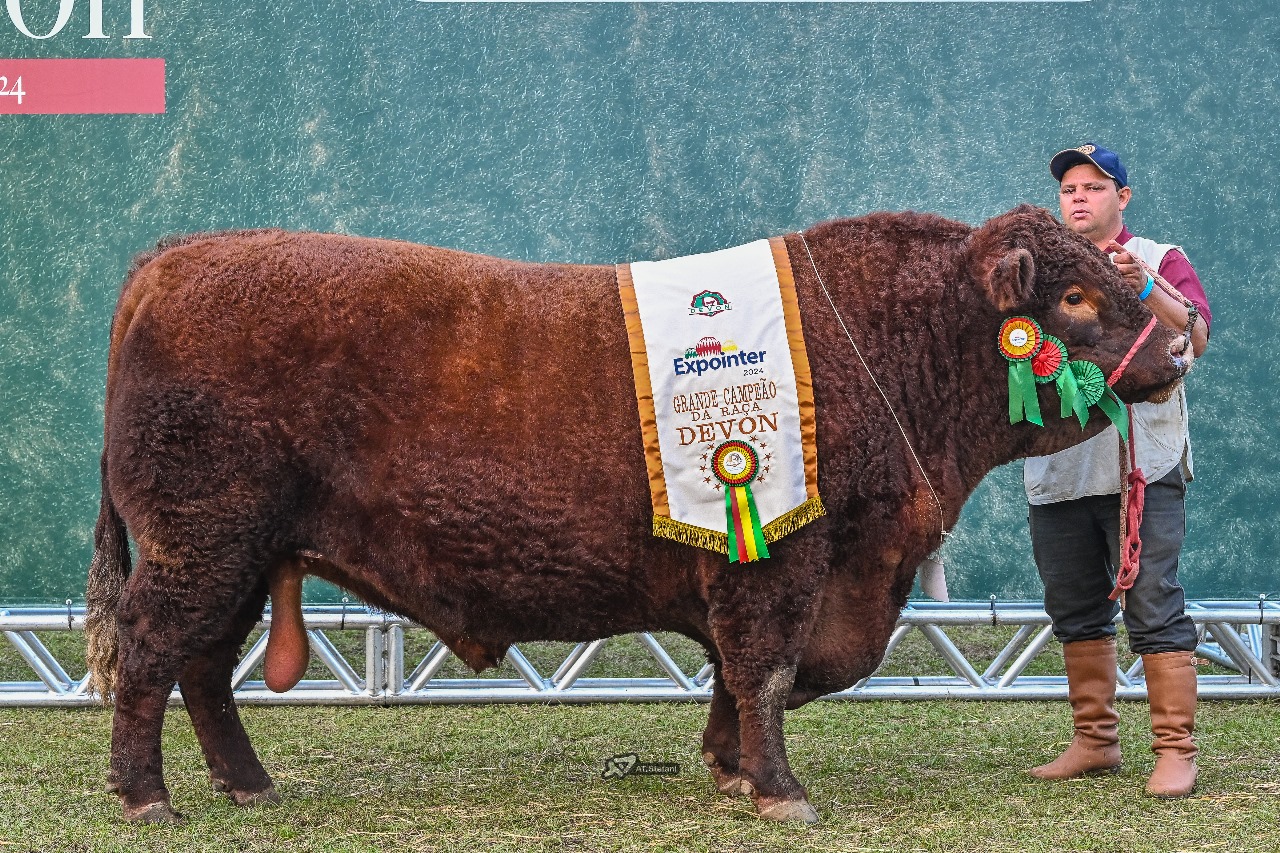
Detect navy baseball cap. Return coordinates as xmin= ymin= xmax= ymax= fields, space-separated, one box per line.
xmin=1049 ymin=143 xmax=1128 ymax=188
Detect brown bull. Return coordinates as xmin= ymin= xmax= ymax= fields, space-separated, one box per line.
xmin=85 ymin=205 xmax=1191 ymax=823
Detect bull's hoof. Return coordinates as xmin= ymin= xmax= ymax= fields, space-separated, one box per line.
xmin=211 ymin=777 xmax=282 ymax=807
xmin=231 ymin=786 xmax=282 ymax=807
xmin=756 ymin=798 xmax=820 ymax=825
xmin=702 ymin=753 xmax=752 ymax=797
xmin=123 ymin=801 xmax=184 ymax=824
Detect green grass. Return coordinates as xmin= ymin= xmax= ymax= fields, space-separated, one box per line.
xmin=0 ymin=701 xmax=1277 ymax=852
xmin=1 ymin=628 xmax=1275 ymax=851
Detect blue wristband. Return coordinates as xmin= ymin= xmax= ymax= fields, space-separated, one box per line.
xmin=1138 ymin=276 xmax=1155 ymax=301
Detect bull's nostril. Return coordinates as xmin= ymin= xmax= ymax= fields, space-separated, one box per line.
xmin=1168 ymin=334 xmax=1195 ymax=375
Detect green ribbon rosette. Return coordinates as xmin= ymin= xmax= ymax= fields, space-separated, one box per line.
xmin=998 ymin=316 xmax=1044 ymax=427
xmin=1032 ymin=335 xmax=1089 ymax=428
xmin=1000 ymin=317 xmax=1128 ymax=436
xmin=1069 ymin=360 xmax=1129 ymax=438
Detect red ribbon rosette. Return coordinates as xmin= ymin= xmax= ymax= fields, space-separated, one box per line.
xmin=1032 ymin=335 xmax=1067 ymax=384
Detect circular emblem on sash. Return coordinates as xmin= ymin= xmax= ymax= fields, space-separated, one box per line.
xmin=998 ymin=317 xmax=1043 ymax=361
xmin=711 ymin=440 xmax=760 ymax=487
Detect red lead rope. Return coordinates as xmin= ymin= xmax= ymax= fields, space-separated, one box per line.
xmin=1102 ymin=317 xmax=1160 ymax=606
xmin=1110 ymin=405 xmax=1145 ymax=603
xmin=1107 ymin=316 xmax=1160 ymax=387
xmin=1098 ymin=244 xmax=1198 ymax=605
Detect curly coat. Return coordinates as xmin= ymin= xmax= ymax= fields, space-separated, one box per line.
xmin=85 ymin=204 xmax=1189 ymax=823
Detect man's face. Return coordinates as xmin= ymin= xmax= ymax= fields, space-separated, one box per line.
xmin=1058 ymin=162 xmax=1131 ymax=246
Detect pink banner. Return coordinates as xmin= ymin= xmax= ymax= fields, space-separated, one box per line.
xmin=0 ymin=59 xmax=165 ymax=115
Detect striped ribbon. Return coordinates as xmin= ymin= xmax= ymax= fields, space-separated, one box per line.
xmin=725 ymin=483 xmax=770 ymax=563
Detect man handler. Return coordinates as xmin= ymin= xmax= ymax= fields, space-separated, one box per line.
xmin=1025 ymin=143 xmax=1211 ymax=798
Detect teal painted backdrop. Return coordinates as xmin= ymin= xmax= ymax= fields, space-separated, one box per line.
xmin=2 ymin=0 xmax=1276 ymax=603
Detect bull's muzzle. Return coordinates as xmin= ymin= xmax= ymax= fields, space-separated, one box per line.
xmin=1170 ymin=334 xmax=1194 ymax=375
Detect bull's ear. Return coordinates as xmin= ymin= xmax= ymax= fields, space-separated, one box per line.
xmin=981 ymin=248 xmax=1035 ymax=312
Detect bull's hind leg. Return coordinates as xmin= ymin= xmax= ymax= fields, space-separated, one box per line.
xmin=179 ymin=583 xmax=280 ymax=807
xmin=108 ymin=603 xmax=182 ymax=823
xmin=109 ymin=549 xmax=273 ymax=822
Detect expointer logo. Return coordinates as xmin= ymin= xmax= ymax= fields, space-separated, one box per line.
xmin=673 ymin=337 xmax=766 ymax=377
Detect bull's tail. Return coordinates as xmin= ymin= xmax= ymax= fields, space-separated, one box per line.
xmin=85 ymin=450 xmax=131 ymax=702
xmin=84 ymin=241 xmax=160 ymax=701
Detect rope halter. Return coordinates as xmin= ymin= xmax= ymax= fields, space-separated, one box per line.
xmin=1000 ymin=311 xmax=1168 ymax=608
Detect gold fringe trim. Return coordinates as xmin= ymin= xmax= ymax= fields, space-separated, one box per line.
xmin=761 ymin=496 xmax=826 ymax=543
xmin=653 ymin=515 xmax=728 ymax=555
xmin=651 ymin=496 xmax=827 ymax=555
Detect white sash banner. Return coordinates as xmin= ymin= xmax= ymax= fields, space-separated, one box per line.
xmin=617 ymin=237 xmax=823 ymax=562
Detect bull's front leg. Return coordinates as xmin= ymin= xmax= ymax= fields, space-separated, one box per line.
xmin=701 ymin=661 xmax=749 ymax=796
xmin=701 ymin=540 xmax=826 ymax=824
xmin=717 ymin=658 xmax=817 ymax=823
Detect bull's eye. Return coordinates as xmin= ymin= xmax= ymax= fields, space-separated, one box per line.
xmin=1065 ymin=293 xmax=1084 ymax=306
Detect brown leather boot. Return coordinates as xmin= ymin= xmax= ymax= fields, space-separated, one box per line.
xmin=1028 ymin=637 xmax=1122 ymax=779
xmin=1143 ymin=651 xmax=1198 ymax=798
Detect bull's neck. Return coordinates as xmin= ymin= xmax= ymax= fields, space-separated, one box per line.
xmin=868 ymin=277 xmax=1024 ymax=507
xmin=824 ymin=277 xmax=1036 ymax=511
xmin=797 ymin=222 xmax=1046 ymax=524
xmin=943 ymin=282 xmax=1048 ymax=493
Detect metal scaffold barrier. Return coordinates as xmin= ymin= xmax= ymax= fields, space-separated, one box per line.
xmin=2 ymin=600 xmax=1277 ymax=707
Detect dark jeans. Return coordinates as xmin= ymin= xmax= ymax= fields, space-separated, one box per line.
xmin=1029 ymin=467 xmax=1197 ymax=654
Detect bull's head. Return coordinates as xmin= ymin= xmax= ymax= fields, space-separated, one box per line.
xmin=968 ymin=205 xmax=1191 ymax=444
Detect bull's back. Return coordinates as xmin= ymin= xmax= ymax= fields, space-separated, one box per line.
xmin=109 ymin=231 xmax=653 ymax=546
xmin=113 ymin=229 xmax=640 ymax=471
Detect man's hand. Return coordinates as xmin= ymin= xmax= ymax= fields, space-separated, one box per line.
xmin=1109 ymin=249 xmax=1146 ymax=290
xmin=1105 ymin=240 xmax=1208 ymax=358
